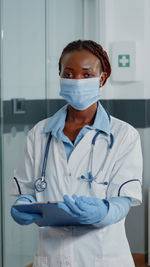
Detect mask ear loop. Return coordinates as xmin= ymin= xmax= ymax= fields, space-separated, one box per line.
xmin=100 ymin=86 xmax=103 ymax=92
xmin=99 ymin=72 xmax=103 ymax=92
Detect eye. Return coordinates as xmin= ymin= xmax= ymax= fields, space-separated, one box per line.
xmin=84 ymin=72 xmax=94 ymax=78
xmin=63 ymin=72 xmax=73 ymax=78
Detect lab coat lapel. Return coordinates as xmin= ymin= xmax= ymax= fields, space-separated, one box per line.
xmin=67 ymin=130 xmax=97 ymax=171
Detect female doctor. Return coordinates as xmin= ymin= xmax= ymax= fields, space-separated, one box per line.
xmin=11 ymin=40 xmax=143 ymax=267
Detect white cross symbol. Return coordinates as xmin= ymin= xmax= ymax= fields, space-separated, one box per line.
xmin=119 ymin=56 xmax=129 ymax=66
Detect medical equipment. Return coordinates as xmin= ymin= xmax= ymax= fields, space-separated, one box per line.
xmin=60 ymin=77 xmax=101 ymax=110
xmin=34 ymin=128 xmax=114 ymax=192
xmin=34 ymin=134 xmax=51 ymax=192
xmin=80 ymin=131 xmax=113 ymax=188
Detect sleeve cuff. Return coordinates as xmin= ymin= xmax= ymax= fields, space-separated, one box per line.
xmin=107 ymin=179 xmax=142 ymax=206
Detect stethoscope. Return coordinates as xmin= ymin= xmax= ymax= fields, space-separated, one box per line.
xmin=34 ymin=117 xmax=114 ymax=192
xmin=80 ymin=131 xmax=113 ymax=188
xmin=34 ymin=133 xmax=51 ymax=192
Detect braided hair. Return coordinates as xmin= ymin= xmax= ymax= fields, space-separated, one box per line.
xmin=59 ymin=40 xmax=111 ymax=85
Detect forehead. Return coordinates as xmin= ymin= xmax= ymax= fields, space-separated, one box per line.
xmin=61 ymin=49 xmax=101 ymax=70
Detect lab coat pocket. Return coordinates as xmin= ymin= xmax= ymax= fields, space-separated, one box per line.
xmin=90 ymin=182 xmax=108 ymax=199
xmin=33 ymin=255 xmax=48 ymax=267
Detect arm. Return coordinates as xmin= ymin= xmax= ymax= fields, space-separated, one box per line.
xmin=10 ymin=128 xmax=41 ymax=225
xmin=11 ymin=129 xmax=35 ymax=196
xmin=107 ymin=128 xmax=143 ymax=206
xmin=57 ymin=194 xmax=131 ymax=226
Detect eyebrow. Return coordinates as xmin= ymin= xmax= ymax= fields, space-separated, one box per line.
xmin=82 ymin=67 xmax=93 ymax=70
xmin=64 ymin=67 xmax=93 ymax=71
xmin=64 ymin=67 xmax=73 ymax=71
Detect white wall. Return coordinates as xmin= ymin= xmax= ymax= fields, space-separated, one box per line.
xmin=100 ymin=0 xmax=147 ymax=100
xmin=98 ymin=0 xmax=150 ymax=254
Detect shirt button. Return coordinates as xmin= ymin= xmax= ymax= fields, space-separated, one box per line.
xmin=68 ymin=173 xmax=71 ymax=177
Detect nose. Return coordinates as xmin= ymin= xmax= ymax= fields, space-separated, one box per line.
xmin=74 ymin=73 xmax=83 ymax=79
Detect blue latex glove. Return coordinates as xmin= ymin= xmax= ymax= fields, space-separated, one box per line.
xmin=57 ymin=194 xmax=109 ymax=224
xmin=11 ymin=194 xmax=42 ymax=225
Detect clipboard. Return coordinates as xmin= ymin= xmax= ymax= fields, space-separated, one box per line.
xmin=14 ymin=202 xmax=81 ymax=227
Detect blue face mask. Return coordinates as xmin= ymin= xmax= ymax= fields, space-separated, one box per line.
xmin=60 ymin=77 xmax=101 ymax=110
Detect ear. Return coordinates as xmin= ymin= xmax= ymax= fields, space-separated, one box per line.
xmin=100 ymin=72 xmax=107 ymax=87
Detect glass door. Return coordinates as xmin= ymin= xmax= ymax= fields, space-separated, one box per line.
xmin=1 ymin=0 xmax=45 ymax=265
xmin=0 ymin=0 xmax=92 ymax=266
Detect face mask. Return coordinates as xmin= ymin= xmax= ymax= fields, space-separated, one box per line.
xmin=59 ymin=75 xmax=102 ymax=110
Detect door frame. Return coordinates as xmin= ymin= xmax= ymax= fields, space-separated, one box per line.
xmin=83 ymin=0 xmax=106 ymax=45
xmin=0 ymin=0 xmax=3 ymax=265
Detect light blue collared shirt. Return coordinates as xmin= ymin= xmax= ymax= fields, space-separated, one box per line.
xmin=44 ymin=101 xmax=110 ymax=161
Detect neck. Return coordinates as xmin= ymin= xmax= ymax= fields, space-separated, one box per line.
xmin=67 ymin=103 xmax=98 ymax=125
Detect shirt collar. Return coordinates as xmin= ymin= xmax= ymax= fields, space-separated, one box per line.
xmin=44 ymin=104 xmax=68 ymax=135
xmin=44 ymin=102 xmax=110 ymax=136
xmin=92 ymin=102 xmax=110 ymax=135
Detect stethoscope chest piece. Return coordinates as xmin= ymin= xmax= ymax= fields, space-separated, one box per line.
xmin=34 ymin=177 xmax=47 ymax=192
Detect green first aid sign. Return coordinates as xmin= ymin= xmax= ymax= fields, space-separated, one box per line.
xmin=118 ymin=55 xmax=130 ymax=67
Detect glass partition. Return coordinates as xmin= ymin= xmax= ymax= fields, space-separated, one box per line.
xmin=2 ymin=1 xmax=45 ymax=265
xmin=46 ymin=0 xmax=84 ymax=100
xmin=1 ymin=0 xmax=85 ymax=266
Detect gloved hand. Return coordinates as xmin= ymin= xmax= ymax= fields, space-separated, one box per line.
xmin=57 ymin=194 xmax=109 ymax=224
xmin=11 ymin=194 xmax=42 ymax=225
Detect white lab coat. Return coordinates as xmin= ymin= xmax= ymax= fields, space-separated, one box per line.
xmin=11 ymin=115 xmax=143 ymax=267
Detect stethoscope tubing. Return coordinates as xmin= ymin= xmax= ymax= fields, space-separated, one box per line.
xmin=81 ymin=132 xmax=113 ymax=187
xmin=41 ymin=133 xmax=52 ymax=178
xmin=34 ymin=110 xmax=114 ymax=192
